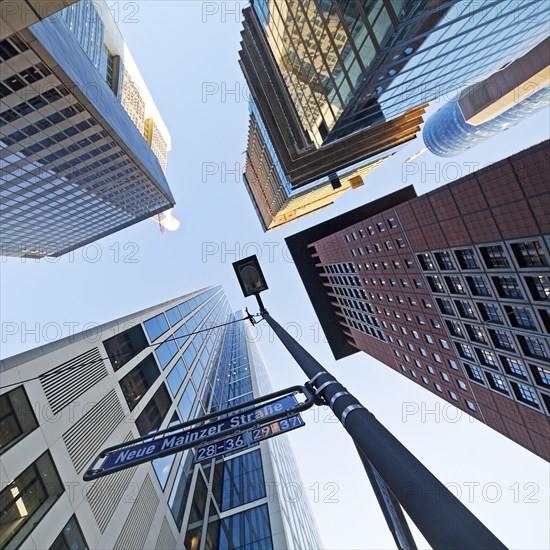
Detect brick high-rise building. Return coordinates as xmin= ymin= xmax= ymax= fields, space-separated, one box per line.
xmin=286 ymin=140 xmax=550 ymax=461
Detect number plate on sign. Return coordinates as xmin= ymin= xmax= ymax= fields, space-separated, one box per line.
xmin=194 ymin=415 xmax=304 ymax=463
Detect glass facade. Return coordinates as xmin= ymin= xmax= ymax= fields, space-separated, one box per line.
xmin=424 ymin=85 xmax=550 ymax=157
xmin=250 ymin=0 xmax=548 ymax=144
xmin=0 ymin=1 xmax=174 ymax=258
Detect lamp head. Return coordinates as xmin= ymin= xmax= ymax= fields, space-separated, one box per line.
xmin=233 ymin=255 xmax=268 ymax=297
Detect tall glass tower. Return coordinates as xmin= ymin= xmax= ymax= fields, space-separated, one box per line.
xmin=0 ymin=286 xmax=322 ymax=549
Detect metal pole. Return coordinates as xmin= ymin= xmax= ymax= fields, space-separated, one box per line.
xmin=260 ymin=308 xmax=507 ymax=550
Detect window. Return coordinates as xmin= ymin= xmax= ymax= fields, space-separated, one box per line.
xmin=396 ymin=238 xmax=405 ymax=248
xmin=531 ymin=364 xmax=550 ymax=388
xmin=422 ymin=376 xmax=429 ymax=384
xmin=0 ymin=452 xmax=64 ymax=548
xmin=416 ymin=315 xmax=426 ymax=325
xmin=489 ymin=330 xmax=515 ymax=351
xmin=412 ymin=330 xmax=420 ymax=340
xmin=436 ymin=298 xmax=454 ymax=316
xmin=457 ymin=380 xmax=467 ymax=390
xmin=104 ymin=324 xmax=148 ymax=371
xmin=0 ymin=387 xmax=38 ymax=453
xmin=511 ymin=382 xmax=540 ymax=407
xmin=388 ymin=218 xmax=397 ymax=228
xmin=440 ymin=339 xmax=450 ymax=350
xmin=50 ymin=516 xmax=87 ymax=550
xmin=427 ymin=366 xmax=436 ymax=375
xmin=465 ymin=363 xmax=484 ymax=383
xmin=466 ymin=400 xmax=476 ymax=411
xmin=487 ymin=373 xmax=509 ymax=394
xmin=417 ymin=253 xmax=435 ymax=271
xmin=144 ymin=313 xmax=169 ymax=342
xmin=446 ymin=320 xmax=464 ymax=338
xmin=441 ymin=372 xmax=450 ymax=381
xmin=478 ymin=302 xmax=503 ymax=324
xmin=455 ymin=249 xmax=479 ymax=269
xmin=525 ymin=276 xmax=550 ymax=301
xmin=518 ymin=336 xmax=549 ymax=361
xmin=166 ymin=306 xmax=183 ymax=326
xmin=216 ymin=504 xmax=273 ymax=549
xmin=434 ymin=383 xmax=442 ymax=392
xmin=155 ymin=337 xmax=179 ymax=369
xmin=377 ymin=222 xmax=385 ymax=232
xmin=465 ymin=324 xmax=487 ymax=344
xmin=449 ymin=359 xmax=459 ymax=370
xmin=385 ymin=240 xmax=393 ymax=250
xmin=425 ymin=335 xmax=434 ymax=344
xmin=466 ymin=276 xmax=491 ymax=296
xmin=445 ymin=276 xmax=465 ymax=295
xmin=433 ymin=353 xmax=442 ymax=364
xmin=405 ymin=259 xmax=414 ymax=269
xmin=427 ymin=275 xmax=445 ymax=293
xmin=500 ymin=356 xmax=527 ymax=378
xmin=435 ymin=251 xmax=455 ymax=270
xmin=449 ymin=391 xmax=458 ymax=401
xmin=480 ymin=245 xmax=509 ymax=268
xmin=493 ymin=276 xmax=523 ymax=299
xmin=218 ymin=449 xmax=266 ymax=511
xmin=505 ymin=306 xmax=537 ymax=330
xmin=167 ymin=359 xmax=187 ymax=396
xmin=477 ymin=349 xmax=498 ymax=368
xmin=455 ymin=300 xmax=476 ymax=319
xmin=422 ymin=299 xmax=433 ymax=309
xmin=510 ymin=241 xmax=548 ymax=268
xmin=456 ymin=343 xmax=475 ymax=360
xmin=119 ymin=354 xmax=160 ymax=410
xmin=136 ymin=383 xmax=172 ymax=435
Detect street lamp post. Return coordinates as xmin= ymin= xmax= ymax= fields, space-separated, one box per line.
xmin=233 ymin=255 xmax=507 ymax=550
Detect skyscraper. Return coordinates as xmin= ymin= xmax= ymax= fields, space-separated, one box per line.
xmin=286 ymin=140 xmax=550 ymax=461
xmin=0 ymin=285 xmax=322 ymax=549
xmin=238 ymin=0 xmax=549 ymax=229
xmin=0 ymin=0 xmax=175 ymax=259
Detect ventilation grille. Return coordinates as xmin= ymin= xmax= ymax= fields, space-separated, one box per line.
xmin=86 ymin=433 xmax=136 ymax=533
xmin=155 ymin=517 xmax=177 ymax=550
xmin=114 ymin=474 xmax=159 ymax=550
xmin=40 ymin=348 xmax=108 ymax=415
xmin=62 ymin=389 xmax=124 ymax=473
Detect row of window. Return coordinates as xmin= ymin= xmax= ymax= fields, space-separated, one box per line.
xmin=427 ymin=272 xmax=549 ymax=303
xmin=343 ymin=217 xmax=399 ymax=243
xmin=465 ymin=363 xmax=550 ymax=413
xmin=350 ymin=237 xmax=406 ymax=256
xmin=417 ymin=240 xmax=548 ymax=273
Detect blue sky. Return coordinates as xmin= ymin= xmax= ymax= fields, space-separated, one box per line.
xmin=1 ymin=2 xmax=549 ymax=548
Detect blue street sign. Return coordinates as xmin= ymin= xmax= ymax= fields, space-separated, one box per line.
xmin=94 ymin=394 xmax=300 ymax=474
xmin=194 ymin=414 xmax=304 ymax=463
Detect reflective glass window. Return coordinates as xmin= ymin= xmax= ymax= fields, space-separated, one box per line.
xmin=166 ymin=306 xmax=182 ymax=327
xmin=144 ymin=313 xmax=169 ymax=342
xmin=217 ymin=504 xmax=273 ymax=550
xmin=49 ymin=516 xmax=87 ymax=550
xmin=103 ymin=324 xmax=148 ymax=371
xmin=0 ymin=452 xmax=64 ymax=548
xmin=136 ymin=384 xmax=171 ymax=436
xmin=155 ymin=338 xmax=179 ymax=370
xmin=0 ymin=386 xmax=38 ymax=454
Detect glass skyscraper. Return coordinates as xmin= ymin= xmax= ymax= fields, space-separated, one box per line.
xmin=0 ymin=0 xmax=174 ymax=259
xmin=238 ymin=0 xmax=549 ymax=230
xmin=0 ymin=286 xmax=322 ymax=549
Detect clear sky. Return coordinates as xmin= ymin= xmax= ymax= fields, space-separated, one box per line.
xmin=1 ymin=2 xmax=549 ymax=549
